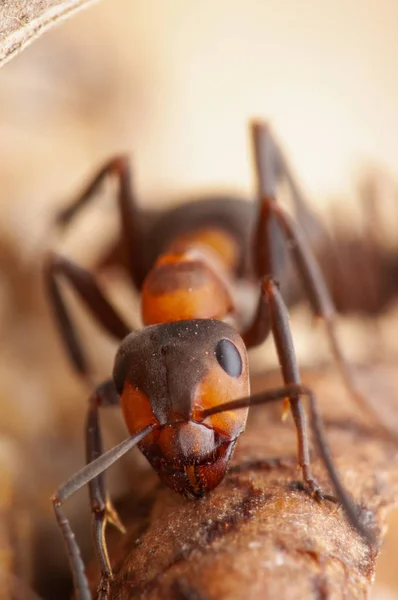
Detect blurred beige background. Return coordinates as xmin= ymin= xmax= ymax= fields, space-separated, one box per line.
xmin=2 ymin=0 xmax=398 ymax=209
xmin=0 ymin=0 xmax=398 ymax=598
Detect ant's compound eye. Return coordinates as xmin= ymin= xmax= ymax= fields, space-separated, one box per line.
xmin=215 ymin=339 xmax=242 ymax=378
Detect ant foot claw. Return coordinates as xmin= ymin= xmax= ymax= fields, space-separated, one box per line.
xmin=97 ymin=574 xmax=112 ymax=600
xmin=305 ymin=481 xmax=339 ymax=506
xmin=306 ymin=478 xmax=324 ymax=502
xmin=323 ymin=492 xmax=339 ymax=505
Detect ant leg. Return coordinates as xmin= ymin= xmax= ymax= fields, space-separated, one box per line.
xmin=250 ymin=120 xmax=327 ymax=272
xmin=264 ymin=279 xmax=319 ymax=494
xmin=250 ymin=122 xmax=285 ymax=280
xmin=44 ymin=253 xmax=130 ymax=381
xmin=244 ymin=277 xmax=321 ymax=495
xmin=201 ymin=380 xmax=374 ymax=544
xmin=55 ymin=156 xmax=145 ymax=288
xmin=267 ymin=200 xmax=394 ymax=435
xmin=241 ymin=282 xmax=271 ymax=348
xmin=240 ymin=278 xmax=375 ymax=543
xmin=53 ymin=395 xmax=154 ymax=600
xmin=249 ymin=122 xmax=388 ymax=435
xmin=86 ymin=380 xmax=123 ymax=600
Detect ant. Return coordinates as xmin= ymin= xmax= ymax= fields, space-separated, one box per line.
xmin=45 ymin=121 xmax=376 ymax=600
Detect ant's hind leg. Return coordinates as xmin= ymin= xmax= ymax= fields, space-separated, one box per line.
xmin=55 ymin=156 xmax=146 ymax=289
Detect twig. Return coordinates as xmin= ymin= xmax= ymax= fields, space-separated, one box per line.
xmin=85 ymin=365 xmax=398 ymax=599
xmin=0 ymin=0 xmax=100 ymax=68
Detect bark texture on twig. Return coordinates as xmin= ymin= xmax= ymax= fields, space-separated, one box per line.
xmin=0 ymin=0 xmax=99 ymax=68
xmin=90 ymin=366 xmax=398 ymax=600
xmin=0 ymin=455 xmax=13 ymax=600
xmin=0 ymin=439 xmax=33 ymax=600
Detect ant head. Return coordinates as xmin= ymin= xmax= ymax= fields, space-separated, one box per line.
xmin=113 ymin=319 xmax=249 ymax=497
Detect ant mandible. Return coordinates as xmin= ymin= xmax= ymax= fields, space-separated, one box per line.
xmin=45 ymin=121 xmax=375 ymax=600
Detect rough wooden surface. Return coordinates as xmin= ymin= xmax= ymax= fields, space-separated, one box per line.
xmin=0 ymin=0 xmax=99 ymax=67
xmin=0 ymin=455 xmax=13 ymax=600
xmin=0 ymin=438 xmax=32 ymax=600
xmin=88 ymin=365 xmax=398 ymax=600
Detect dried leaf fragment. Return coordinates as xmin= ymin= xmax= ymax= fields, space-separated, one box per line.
xmin=0 ymin=0 xmax=99 ymax=68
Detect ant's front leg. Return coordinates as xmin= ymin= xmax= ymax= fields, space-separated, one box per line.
xmin=243 ymin=278 xmax=322 ymax=497
xmin=202 ymin=376 xmax=374 ymax=543
xmin=44 ymin=256 xmax=130 ymax=597
xmin=86 ymin=380 xmax=124 ymax=600
xmin=53 ymin=414 xmax=154 ymax=600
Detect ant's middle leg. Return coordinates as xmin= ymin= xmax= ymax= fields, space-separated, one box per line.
xmin=250 ymin=120 xmax=328 ymax=276
xmin=55 ymin=156 xmax=146 ymax=289
xmin=44 ymin=253 xmax=130 ymax=382
xmin=242 ymin=278 xmax=321 ymax=496
xmin=261 ymin=198 xmax=395 ymax=436
xmin=249 ymin=122 xmax=393 ymax=437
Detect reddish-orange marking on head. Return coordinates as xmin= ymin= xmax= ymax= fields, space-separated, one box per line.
xmin=121 ymin=382 xmax=159 ymax=435
xmin=192 ymin=364 xmax=249 ymax=440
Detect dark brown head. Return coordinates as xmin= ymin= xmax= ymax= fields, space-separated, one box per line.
xmin=113 ymin=319 xmax=249 ymax=498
